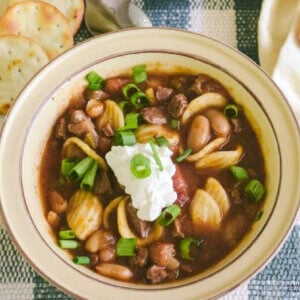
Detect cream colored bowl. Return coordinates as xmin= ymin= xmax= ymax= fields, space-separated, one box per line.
xmin=0 ymin=28 xmax=300 ymax=299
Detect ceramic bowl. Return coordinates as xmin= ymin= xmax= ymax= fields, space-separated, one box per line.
xmin=0 ymin=28 xmax=300 ymax=300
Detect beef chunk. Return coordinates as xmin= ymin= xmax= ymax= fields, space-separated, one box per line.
xmin=146 ymin=265 xmax=167 ymax=284
xmin=93 ymin=171 xmax=112 ymax=195
xmin=104 ymin=77 xmax=130 ymax=95
xmin=130 ymin=247 xmax=148 ymax=267
xmin=101 ymin=122 xmax=115 ymax=137
xmin=97 ymin=136 xmax=112 ymax=153
xmin=167 ymin=93 xmax=188 ymax=118
xmin=141 ymin=106 xmax=167 ymax=125
xmin=189 ymin=74 xmax=229 ymax=97
xmin=68 ymin=110 xmax=96 ymax=137
xmin=126 ymin=201 xmax=151 ymax=238
xmin=149 ymin=242 xmax=175 ymax=267
xmin=172 ymin=165 xmax=190 ymax=207
xmin=55 ymin=117 xmax=68 ymax=140
xmin=155 ymin=86 xmax=173 ymax=103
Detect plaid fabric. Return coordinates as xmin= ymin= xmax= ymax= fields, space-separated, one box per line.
xmin=1 ymin=0 xmax=300 ymax=299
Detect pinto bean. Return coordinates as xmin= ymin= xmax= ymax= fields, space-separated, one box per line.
xmin=47 ymin=210 xmax=60 ymax=228
xmin=99 ymin=245 xmax=116 ymax=263
xmin=48 ymin=190 xmax=67 ymax=214
xmin=187 ymin=115 xmax=211 ymax=152
xmin=149 ymin=242 xmax=175 ymax=267
xmin=85 ymin=229 xmax=115 ymax=253
xmin=166 ymin=257 xmax=180 ymax=271
xmin=86 ymin=99 xmax=104 ymax=119
xmin=204 ymin=108 xmax=231 ymax=137
xmin=95 ymin=263 xmax=133 ymax=281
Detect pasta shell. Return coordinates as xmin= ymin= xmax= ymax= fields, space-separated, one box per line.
xmin=189 ymin=189 xmax=222 ymax=230
xmin=195 ymin=145 xmax=243 ymax=170
xmin=186 ymin=137 xmax=227 ymax=162
xmin=205 ymin=177 xmax=230 ymax=216
xmin=135 ymin=124 xmax=179 ymax=145
xmin=95 ymin=99 xmax=124 ymax=132
xmin=62 ymin=137 xmax=107 ymax=170
xmin=117 ymin=198 xmax=164 ymax=246
xmin=181 ymin=92 xmax=228 ymax=125
xmin=66 ymin=190 xmax=103 ymax=240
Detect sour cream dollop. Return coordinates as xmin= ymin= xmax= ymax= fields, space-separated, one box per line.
xmin=105 ymin=143 xmax=177 ymax=221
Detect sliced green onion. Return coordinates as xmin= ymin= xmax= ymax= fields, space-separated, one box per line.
xmin=67 ymin=156 xmax=94 ymax=182
xmin=130 ymin=92 xmax=150 ymax=108
xmin=175 ymin=148 xmax=192 ymax=163
xmin=229 ymin=166 xmax=249 ymax=181
xmin=245 ymin=179 xmax=266 ymax=203
xmin=149 ymin=138 xmax=163 ymax=171
xmin=73 ymin=256 xmax=90 ymax=265
xmin=179 ymin=238 xmax=202 ymax=260
xmin=80 ymin=159 xmax=98 ymax=191
xmin=118 ymin=101 xmax=129 ymax=111
xmin=118 ymin=113 xmax=140 ymax=131
xmin=114 ymin=131 xmax=136 ymax=146
xmin=86 ymin=71 xmax=105 ymax=90
xmin=133 ymin=64 xmax=147 ymax=84
xmin=58 ymin=230 xmax=75 ymax=240
xmin=156 ymin=136 xmax=170 ymax=147
xmin=59 ymin=240 xmax=78 ymax=249
xmin=61 ymin=157 xmax=79 ymax=177
xmin=255 ymin=210 xmax=264 ymax=221
xmin=224 ymin=104 xmax=239 ymax=118
xmin=169 ymin=119 xmax=180 ymax=130
xmin=122 ymin=83 xmax=140 ymax=99
xmin=156 ymin=204 xmax=181 ymax=226
xmin=131 ymin=153 xmax=151 ymax=179
xmin=116 ymin=238 xmax=137 ymax=256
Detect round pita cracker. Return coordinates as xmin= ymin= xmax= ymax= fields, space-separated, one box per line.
xmin=0 ymin=1 xmax=74 ymax=59
xmin=8 ymin=0 xmax=84 ymax=35
xmin=0 ymin=34 xmax=49 ymax=114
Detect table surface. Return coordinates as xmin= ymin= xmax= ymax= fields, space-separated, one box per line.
xmin=0 ymin=0 xmax=299 ymax=299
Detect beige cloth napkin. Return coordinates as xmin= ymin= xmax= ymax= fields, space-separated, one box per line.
xmin=259 ymin=0 xmax=300 ymax=121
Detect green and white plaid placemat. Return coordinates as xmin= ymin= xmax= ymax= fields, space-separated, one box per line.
xmin=1 ymin=0 xmax=299 ymax=299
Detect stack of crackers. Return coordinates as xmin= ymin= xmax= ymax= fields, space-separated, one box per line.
xmin=0 ymin=0 xmax=85 ymax=115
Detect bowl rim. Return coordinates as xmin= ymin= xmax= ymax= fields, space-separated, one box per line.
xmin=0 ymin=27 xmax=300 ymax=300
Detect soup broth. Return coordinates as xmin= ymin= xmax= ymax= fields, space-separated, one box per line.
xmin=40 ymin=65 xmax=265 ymax=284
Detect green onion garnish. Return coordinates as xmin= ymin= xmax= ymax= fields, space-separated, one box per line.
xmin=169 ymin=119 xmax=180 ymax=130
xmin=80 ymin=159 xmax=98 ymax=191
xmin=133 ymin=64 xmax=147 ymax=84
xmin=73 ymin=256 xmax=90 ymax=265
xmin=114 ymin=131 xmax=136 ymax=146
xmin=224 ymin=104 xmax=239 ymax=118
xmin=255 ymin=210 xmax=264 ymax=221
xmin=67 ymin=156 xmax=94 ymax=182
xmin=130 ymin=92 xmax=150 ymax=108
xmin=179 ymin=237 xmax=202 ymax=260
xmin=175 ymin=148 xmax=192 ymax=163
xmin=118 ymin=101 xmax=129 ymax=111
xmin=245 ymin=179 xmax=265 ymax=203
xmin=156 ymin=204 xmax=181 ymax=226
xmin=229 ymin=166 xmax=249 ymax=181
xmin=122 ymin=83 xmax=140 ymax=99
xmin=59 ymin=240 xmax=78 ymax=249
xmin=58 ymin=230 xmax=75 ymax=240
xmin=131 ymin=153 xmax=151 ymax=179
xmin=86 ymin=71 xmax=105 ymax=90
xmin=156 ymin=136 xmax=170 ymax=147
xmin=118 ymin=113 xmax=140 ymax=131
xmin=61 ymin=157 xmax=79 ymax=177
xmin=149 ymin=138 xmax=163 ymax=171
xmin=116 ymin=238 xmax=137 ymax=256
